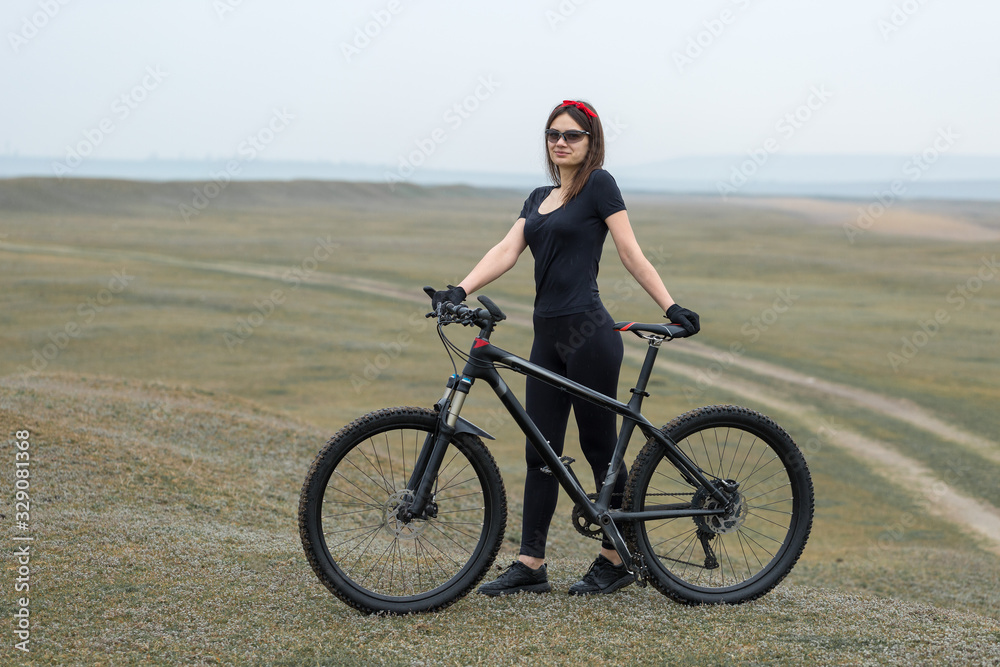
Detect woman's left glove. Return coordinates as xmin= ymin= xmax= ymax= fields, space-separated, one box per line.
xmin=666 ymin=304 xmax=700 ymax=335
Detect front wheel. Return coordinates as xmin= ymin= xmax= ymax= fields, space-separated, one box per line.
xmin=298 ymin=407 xmax=507 ymax=614
xmin=624 ymin=405 xmax=813 ymax=604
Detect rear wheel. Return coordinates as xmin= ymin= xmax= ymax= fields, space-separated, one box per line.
xmin=299 ymin=407 xmax=506 ymax=614
xmin=624 ymin=405 xmax=813 ymax=604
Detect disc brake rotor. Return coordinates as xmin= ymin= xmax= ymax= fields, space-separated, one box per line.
xmin=692 ymin=486 xmax=746 ymax=535
xmin=383 ymin=490 xmax=428 ymax=539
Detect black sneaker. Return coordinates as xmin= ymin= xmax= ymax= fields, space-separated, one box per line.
xmin=477 ymin=561 xmax=551 ymax=596
xmin=567 ymin=555 xmax=634 ymax=595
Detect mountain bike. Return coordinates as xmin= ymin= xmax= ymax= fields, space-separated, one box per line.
xmin=299 ymin=292 xmax=814 ymax=615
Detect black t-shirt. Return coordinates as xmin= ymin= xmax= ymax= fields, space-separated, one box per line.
xmin=519 ymin=169 xmax=626 ymax=317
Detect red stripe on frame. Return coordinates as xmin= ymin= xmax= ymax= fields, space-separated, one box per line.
xmin=473 ymin=338 xmax=490 ymax=348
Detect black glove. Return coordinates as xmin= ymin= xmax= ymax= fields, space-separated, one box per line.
xmin=666 ymin=304 xmax=700 ymax=335
xmin=430 ymin=285 xmax=466 ymax=310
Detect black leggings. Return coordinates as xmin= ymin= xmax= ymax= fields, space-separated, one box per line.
xmin=519 ymin=305 xmax=625 ymax=559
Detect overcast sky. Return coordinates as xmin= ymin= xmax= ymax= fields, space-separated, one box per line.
xmin=2 ymin=0 xmax=998 ymax=175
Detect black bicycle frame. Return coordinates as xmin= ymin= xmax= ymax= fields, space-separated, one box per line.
xmin=404 ymin=327 xmax=731 ymax=569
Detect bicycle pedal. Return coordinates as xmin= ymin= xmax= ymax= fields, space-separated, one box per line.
xmin=540 ymin=456 xmax=575 ymax=476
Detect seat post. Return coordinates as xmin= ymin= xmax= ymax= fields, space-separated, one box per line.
xmin=631 ymin=343 xmax=660 ymax=399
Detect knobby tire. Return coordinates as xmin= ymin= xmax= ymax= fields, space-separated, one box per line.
xmin=299 ymin=407 xmax=506 ymax=615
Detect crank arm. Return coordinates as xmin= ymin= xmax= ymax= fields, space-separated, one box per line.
xmin=599 ymin=514 xmax=634 ymax=574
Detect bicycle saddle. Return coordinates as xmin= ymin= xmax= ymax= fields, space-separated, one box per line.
xmin=613 ymin=321 xmax=691 ymax=339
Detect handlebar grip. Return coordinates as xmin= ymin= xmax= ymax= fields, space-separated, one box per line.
xmin=663 ymin=323 xmax=691 ymax=338
xmin=477 ymin=295 xmax=506 ymax=322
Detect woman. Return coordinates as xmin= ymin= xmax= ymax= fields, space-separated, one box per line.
xmin=430 ymin=100 xmax=700 ymax=596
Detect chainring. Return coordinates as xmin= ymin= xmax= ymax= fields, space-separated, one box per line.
xmin=571 ymin=493 xmax=604 ymax=540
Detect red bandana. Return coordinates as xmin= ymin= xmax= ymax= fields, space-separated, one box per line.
xmin=560 ymin=100 xmax=597 ymax=118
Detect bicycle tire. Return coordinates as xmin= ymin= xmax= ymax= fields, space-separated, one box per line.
xmin=624 ymin=405 xmax=813 ymax=604
xmin=298 ymin=406 xmax=506 ymax=615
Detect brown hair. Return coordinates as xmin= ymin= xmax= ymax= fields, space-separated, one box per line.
xmin=544 ymin=100 xmax=605 ymax=202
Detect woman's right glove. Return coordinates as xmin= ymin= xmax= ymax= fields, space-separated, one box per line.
xmin=430 ymin=285 xmax=467 ymax=310
xmin=666 ymin=304 xmax=700 ymax=335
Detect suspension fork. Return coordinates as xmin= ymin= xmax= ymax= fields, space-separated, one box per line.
xmin=404 ymin=374 xmax=473 ymax=518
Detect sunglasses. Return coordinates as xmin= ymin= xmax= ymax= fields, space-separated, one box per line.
xmin=544 ymin=129 xmax=590 ymax=144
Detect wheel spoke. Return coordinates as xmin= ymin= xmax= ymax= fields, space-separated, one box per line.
xmin=342 ymin=452 xmax=393 ymax=498
xmin=326 ymin=523 xmax=382 ymax=553
xmin=329 ymin=471 xmax=385 ymax=509
xmin=747 ymin=510 xmax=792 ymax=531
xmin=355 ymin=440 xmax=392 ymax=495
xmin=383 ymin=432 xmax=397 ymax=495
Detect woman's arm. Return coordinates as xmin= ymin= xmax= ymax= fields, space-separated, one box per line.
xmin=605 ymin=209 xmax=676 ymax=312
xmin=457 ymin=218 xmax=528 ymax=296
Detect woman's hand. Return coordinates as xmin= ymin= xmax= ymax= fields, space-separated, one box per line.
xmin=666 ymin=304 xmax=700 ymax=335
xmin=430 ymin=285 xmax=467 ymax=310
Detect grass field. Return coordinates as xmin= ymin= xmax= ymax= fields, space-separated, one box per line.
xmin=1 ymin=177 xmax=999 ymax=665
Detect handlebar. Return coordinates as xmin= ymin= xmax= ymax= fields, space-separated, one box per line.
xmin=423 ymin=286 xmax=507 ymax=330
xmin=440 ymin=301 xmax=494 ymax=328
xmin=423 ymin=288 xmax=694 ymax=341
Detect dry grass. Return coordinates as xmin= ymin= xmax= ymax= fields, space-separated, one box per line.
xmin=2 ymin=178 xmax=1000 ymax=664
xmin=2 ymin=373 xmax=999 ymax=666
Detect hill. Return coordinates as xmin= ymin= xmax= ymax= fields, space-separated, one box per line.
xmin=3 ymin=154 xmax=1000 ymax=200
xmin=0 ymin=177 xmax=518 ymax=218
xmin=2 ymin=373 xmax=999 ymax=665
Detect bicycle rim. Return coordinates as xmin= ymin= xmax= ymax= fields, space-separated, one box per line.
xmin=318 ymin=423 xmax=493 ymax=603
xmin=628 ymin=406 xmax=811 ymax=601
